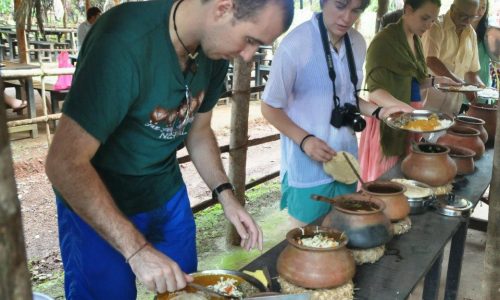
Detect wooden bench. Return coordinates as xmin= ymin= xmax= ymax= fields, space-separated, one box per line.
xmin=4 ymin=79 xmax=69 ymax=127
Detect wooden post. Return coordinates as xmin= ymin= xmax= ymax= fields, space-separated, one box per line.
xmin=14 ymin=0 xmax=29 ymax=63
xmin=376 ymin=0 xmax=389 ymax=33
xmin=0 ymin=81 xmax=33 ymax=299
xmin=226 ymin=57 xmax=253 ymax=246
xmin=483 ymin=87 xmax=500 ymax=299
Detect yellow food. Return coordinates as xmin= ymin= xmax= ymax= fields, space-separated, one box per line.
xmin=402 ymin=114 xmax=440 ymax=131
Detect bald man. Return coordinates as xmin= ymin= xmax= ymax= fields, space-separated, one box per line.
xmin=422 ymin=0 xmax=484 ymax=115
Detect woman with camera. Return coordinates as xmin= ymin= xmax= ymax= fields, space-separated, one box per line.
xmin=261 ymin=0 xmax=408 ymax=228
xmin=358 ymin=0 xmax=457 ymax=182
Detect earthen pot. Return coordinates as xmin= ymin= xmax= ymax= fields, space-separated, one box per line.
xmin=276 ymin=226 xmax=355 ymax=289
xmin=401 ymin=143 xmax=457 ymax=187
xmin=360 ymin=181 xmax=410 ymax=222
xmin=321 ymin=194 xmax=393 ymax=249
xmin=437 ymin=125 xmax=485 ymax=159
xmin=447 ymin=145 xmax=476 ymax=175
xmin=455 ymin=115 xmax=488 ymax=143
xmin=467 ymin=103 xmax=497 ymax=143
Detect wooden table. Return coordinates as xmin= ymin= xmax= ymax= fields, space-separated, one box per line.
xmin=243 ymin=149 xmax=493 ymax=300
xmin=1 ymin=62 xmax=39 ymax=137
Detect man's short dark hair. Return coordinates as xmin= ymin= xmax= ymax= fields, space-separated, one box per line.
xmin=87 ymin=7 xmax=101 ymax=21
xmin=230 ymin=0 xmax=295 ymax=32
xmin=405 ymin=0 xmax=442 ymax=10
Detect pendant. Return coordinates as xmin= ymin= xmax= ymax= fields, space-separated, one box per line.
xmin=188 ymin=52 xmax=199 ymax=60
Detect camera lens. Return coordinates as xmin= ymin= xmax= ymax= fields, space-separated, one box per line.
xmin=351 ymin=116 xmax=366 ymax=132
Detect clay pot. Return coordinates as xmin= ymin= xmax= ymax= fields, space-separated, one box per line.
xmin=361 ymin=181 xmax=410 ymax=222
xmin=467 ymin=103 xmax=497 ymax=143
xmin=401 ymin=143 xmax=457 ymax=187
xmin=277 ymin=226 xmax=355 ymax=289
xmin=321 ymin=194 xmax=393 ymax=249
xmin=437 ymin=125 xmax=485 ymax=160
xmin=455 ymin=115 xmax=488 ymax=143
xmin=447 ymin=145 xmax=476 ymax=175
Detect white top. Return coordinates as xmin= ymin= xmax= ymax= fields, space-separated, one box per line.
xmin=77 ymin=21 xmax=92 ymax=49
xmin=262 ymin=14 xmax=366 ymax=188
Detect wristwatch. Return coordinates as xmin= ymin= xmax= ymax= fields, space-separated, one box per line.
xmin=212 ymin=182 xmax=235 ymax=199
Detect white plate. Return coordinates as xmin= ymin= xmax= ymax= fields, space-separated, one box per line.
xmin=383 ymin=110 xmax=454 ymax=133
xmin=435 ymin=84 xmax=482 ymax=93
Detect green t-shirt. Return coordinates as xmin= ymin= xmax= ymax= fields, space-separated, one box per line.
xmin=478 ymin=40 xmax=492 ymax=87
xmin=60 ymin=0 xmax=228 ymax=215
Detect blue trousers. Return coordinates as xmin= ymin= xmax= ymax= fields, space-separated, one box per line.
xmin=56 ymin=185 xmax=197 ymax=299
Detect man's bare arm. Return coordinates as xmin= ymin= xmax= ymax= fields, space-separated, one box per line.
xmin=45 ymin=115 xmax=190 ymax=293
xmin=426 ymin=56 xmax=464 ymax=83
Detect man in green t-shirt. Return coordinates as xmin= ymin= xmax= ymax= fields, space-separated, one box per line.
xmin=45 ymin=0 xmax=294 ymax=298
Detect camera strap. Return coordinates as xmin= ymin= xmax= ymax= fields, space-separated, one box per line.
xmin=317 ymin=13 xmax=359 ymax=110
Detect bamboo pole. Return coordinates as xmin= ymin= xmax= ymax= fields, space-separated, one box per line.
xmin=226 ymin=57 xmax=253 ymax=246
xmin=483 ymin=85 xmax=500 ymax=299
xmin=0 ymin=81 xmax=32 ymax=299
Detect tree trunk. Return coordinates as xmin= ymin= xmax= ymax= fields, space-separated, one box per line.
xmin=483 ymin=87 xmax=500 ymax=299
xmin=226 ymin=58 xmax=252 ymax=246
xmin=0 ymin=81 xmax=32 ymax=299
xmin=376 ymin=0 xmax=389 ymax=33
xmin=14 ymin=0 xmax=28 ymax=63
xmin=85 ymin=0 xmax=91 ymax=12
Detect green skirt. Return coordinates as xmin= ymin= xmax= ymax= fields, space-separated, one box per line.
xmin=281 ymin=172 xmax=357 ymax=224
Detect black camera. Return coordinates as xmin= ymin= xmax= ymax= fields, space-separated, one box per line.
xmin=330 ymin=103 xmax=366 ymax=132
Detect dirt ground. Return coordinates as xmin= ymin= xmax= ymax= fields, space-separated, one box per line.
xmin=7 ymin=99 xmax=281 ymax=284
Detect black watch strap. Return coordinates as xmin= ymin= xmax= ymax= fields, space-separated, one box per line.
xmin=372 ymin=106 xmax=383 ymax=120
xmin=212 ymin=182 xmax=235 ymax=199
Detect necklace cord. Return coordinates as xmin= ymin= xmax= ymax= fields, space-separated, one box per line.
xmin=173 ymin=0 xmax=198 ymax=59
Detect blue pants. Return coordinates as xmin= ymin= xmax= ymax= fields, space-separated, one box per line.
xmin=57 ymin=185 xmax=197 ymax=300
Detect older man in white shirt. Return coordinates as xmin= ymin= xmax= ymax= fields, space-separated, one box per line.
xmin=422 ymin=0 xmax=484 ymax=115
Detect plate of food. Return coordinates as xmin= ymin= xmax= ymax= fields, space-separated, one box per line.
xmin=435 ymin=83 xmax=483 ymax=93
xmin=157 ymin=269 xmax=267 ymax=300
xmin=383 ymin=110 xmax=454 ymax=133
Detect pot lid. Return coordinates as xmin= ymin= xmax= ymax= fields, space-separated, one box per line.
xmin=434 ymin=194 xmax=473 ymax=217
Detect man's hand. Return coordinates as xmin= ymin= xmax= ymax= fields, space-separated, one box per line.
xmin=128 ymin=245 xmax=193 ymax=293
xmin=220 ymin=197 xmax=263 ymax=251
xmin=302 ymin=136 xmax=337 ymax=162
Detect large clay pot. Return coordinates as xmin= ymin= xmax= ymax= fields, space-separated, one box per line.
xmin=277 ymin=226 xmax=355 ymax=289
xmin=447 ymin=145 xmax=476 ymax=175
xmin=401 ymin=143 xmax=457 ymax=187
xmin=467 ymin=103 xmax=497 ymax=143
xmin=321 ymin=194 xmax=393 ymax=249
xmin=361 ymin=181 xmax=410 ymax=222
xmin=437 ymin=125 xmax=485 ymax=160
xmin=455 ymin=115 xmax=488 ymax=143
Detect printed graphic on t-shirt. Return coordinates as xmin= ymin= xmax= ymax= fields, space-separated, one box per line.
xmin=146 ymin=90 xmax=205 ymax=140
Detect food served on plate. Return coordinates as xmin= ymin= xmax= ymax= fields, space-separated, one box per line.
xmin=208 ymin=277 xmax=244 ymax=298
xmin=400 ymin=113 xmax=452 ymax=131
xmin=385 ymin=111 xmax=453 ymax=132
xmin=323 ymin=151 xmax=360 ymax=185
xmin=158 ymin=271 xmax=263 ymax=300
xmin=297 ymin=233 xmax=340 ymax=248
xmin=435 ymin=84 xmax=482 ymax=92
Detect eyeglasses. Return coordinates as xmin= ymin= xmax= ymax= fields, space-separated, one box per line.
xmin=452 ymin=6 xmax=480 ymax=23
